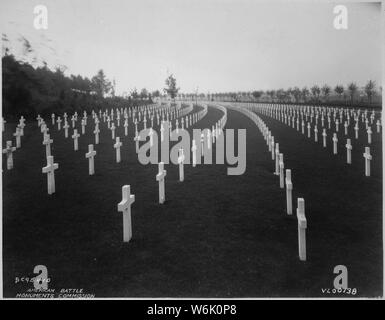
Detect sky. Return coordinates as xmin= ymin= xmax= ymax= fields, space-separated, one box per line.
xmin=0 ymin=0 xmax=382 ymax=95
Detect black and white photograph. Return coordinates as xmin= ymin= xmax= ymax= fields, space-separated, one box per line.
xmin=0 ymin=0 xmax=383 ymax=301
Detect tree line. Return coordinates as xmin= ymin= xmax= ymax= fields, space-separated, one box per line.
xmin=181 ymin=81 xmax=381 ymax=107
xmin=2 ymin=53 xmax=155 ymax=120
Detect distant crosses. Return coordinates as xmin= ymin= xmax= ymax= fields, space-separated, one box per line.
xmin=367 ymin=126 xmax=372 ymax=144
xmin=271 ymin=136 xmax=275 ymax=160
xmin=345 ymin=139 xmax=352 ymax=164
xmin=43 ymin=134 xmax=53 ymax=157
xmin=57 ymin=117 xmax=62 ymax=130
xmin=3 ymin=141 xmax=16 ymax=170
xmin=85 ymin=144 xmax=96 ymax=175
xmin=114 ymin=137 xmax=122 ymax=163
xmin=71 ymin=115 xmax=76 ymax=128
xmin=279 ymin=153 xmax=284 ymax=189
xmin=117 ymin=185 xmax=135 ymax=243
xmin=72 ymin=129 xmax=80 ymax=151
xmin=51 ymin=113 xmax=55 ymax=125
xmin=297 ymin=198 xmax=307 ymax=261
xmin=178 ymin=148 xmax=185 ymax=182
xmin=156 ymin=162 xmax=167 ymax=204
xmin=314 ymin=126 xmax=318 ymax=142
xmin=285 ymin=169 xmax=293 ymax=215
xmin=307 ymin=122 xmax=311 ymax=138
xmin=332 ymin=133 xmax=338 ymax=155
xmin=191 ymin=139 xmax=197 ymax=167
xmin=376 ymin=119 xmax=381 ymax=133
xmin=13 ymin=127 xmax=22 ymax=148
xmin=63 ymin=121 xmax=70 ymax=138
xmin=94 ymin=126 xmax=100 ymax=145
xmin=363 ymin=147 xmax=372 ymax=177
xmin=42 ymin=155 xmax=59 ymax=195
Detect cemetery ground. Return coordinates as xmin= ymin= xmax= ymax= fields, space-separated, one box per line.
xmin=2 ymin=105 xmax=382 ymax=297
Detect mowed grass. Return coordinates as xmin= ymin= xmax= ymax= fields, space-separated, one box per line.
xmin=2 ymin=105 xmax=382 ymax=297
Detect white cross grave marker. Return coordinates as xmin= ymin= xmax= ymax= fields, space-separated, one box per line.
xmin=363 ymin=147 xmax=372 ymax=177
xmin=85 ymin=144 xmax=96 ymax=175
xmin=346 ymin=139 xmax=352 ymax=164
xmin=114 ymin=137 xmax=122 ymax=163
xmin=2 ymin=141 xmax=16 ymax=170
xmin=117 ymin=185 xmax=135 ymax=243
xmin=285 ymin=169 xmax=293 ymax=215
xmin=332 ymin=133 xmax=338 ymax=154
xmin=43 ymin=134 xmax=53 ymax=157
xmin=72 ymin=129 xmax=80 ymax=151
xmin=178 ymin=148 xmax=185 ymax=182
xmin=297 ymin=198 xmax=307 ymax=261
xmin=156 ymin=162 xmax=167 ymax=204
xmin=42 ymin=155 xmax=59 ymax=195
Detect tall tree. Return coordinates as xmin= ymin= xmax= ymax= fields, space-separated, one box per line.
xmin=292 ymin=87 xmax=301 ymax=103
xmin=364 ymin=80 xmax=376 ymax=104
xmin=164 ymin=74 xmax=179 ymax=99
xmin=347 ymin=82 xmax=358 ymax=104
xmin=334 ymin=84 xmax=344 ymax=101
xmin=321 ymin=84 xmax=331 ymax=102
xmin=310 ymin=85 xmax=321 ymax=102
xmin=301 ymin=87 xmax=309 ymax=102
xmin=140 ymin=88 xmax=148 ymax=100
xmin=91 ymin=69 xmax=112 ymax=97
xmin=130 ymin=88 xmax=139 ymax=100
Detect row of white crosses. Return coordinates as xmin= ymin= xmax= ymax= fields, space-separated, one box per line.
xmin=2 ymin=116 xmax=26 ymax=170
xmin=252 ymin=103 xmax=381 ymax=145
xmin=134 ymin=105 xmax=209 ymax=154
xmin=117 ymin=104 xmax=222 ymax=243
xmin=251 ymin=103 xmax=376 ymax=177
xmin=226 ymin=103 xmax=308 ymax=261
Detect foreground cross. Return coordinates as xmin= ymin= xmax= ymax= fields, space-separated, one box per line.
xmin=117 ymin=185 xmax=135 ymax=242
xmin=296 ymin=198 xmax=307 ymax=261
xmin=42 ymin=155 xmax=59 ymax=195
xmin=85 ymin=144 xmax=96 ymax=175
xmin=156 ymin=162 xmax=167 ymax=204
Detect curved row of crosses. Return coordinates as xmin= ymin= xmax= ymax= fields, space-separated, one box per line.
xmin=2 ymin=102 xmax=229 ymax=245
xmin=221 ymin=103 xmax=308 ymax=262
xmin=249 ymin=103 xmax=380 ymax=176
